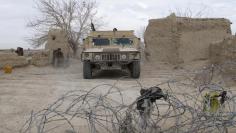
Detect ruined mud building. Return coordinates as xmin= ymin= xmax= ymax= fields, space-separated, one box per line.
xmin=45 ymin=29 xmax=72 ymax=63
xmin=210 ymin=36 xmax=236 ymax=86
xmin=145 ymin=13 xmax=232 ymax=64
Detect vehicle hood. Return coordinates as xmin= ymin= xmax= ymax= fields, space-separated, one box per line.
xmin=84 ymin=48 xmax=139 ymax=53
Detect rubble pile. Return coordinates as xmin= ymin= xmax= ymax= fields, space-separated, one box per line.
xmin=31 ymin=51 xmax=50 ymax=67
xmin=0 ymin=52 xmax=28 ymax=68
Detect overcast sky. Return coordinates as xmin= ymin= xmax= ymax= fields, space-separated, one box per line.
xmin=0 ymin=0 xmax=236 ymax=49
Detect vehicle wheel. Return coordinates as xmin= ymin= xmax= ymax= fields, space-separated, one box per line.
xmin=83 ymin=61 xmax=92 ymax=79
xmin=131 ymin=61 xmax=140 ymax=78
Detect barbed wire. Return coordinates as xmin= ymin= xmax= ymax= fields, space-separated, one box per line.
xmin=20 ymin=63 xmax=236 ymax=133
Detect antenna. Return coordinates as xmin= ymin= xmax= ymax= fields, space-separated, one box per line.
xmin=91 ymin=22 xmax=96 ymax=31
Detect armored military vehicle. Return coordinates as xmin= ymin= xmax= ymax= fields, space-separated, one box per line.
xmin=81 ymin=29 xmax=141 ymax=79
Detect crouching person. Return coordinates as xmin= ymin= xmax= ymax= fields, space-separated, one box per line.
xmin=136 ymin=87 xmax=167 ymax=133
xmin=53 ymin=48 xmax=65 ymax=67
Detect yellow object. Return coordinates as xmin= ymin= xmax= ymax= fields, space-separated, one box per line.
xmin=3 ymin=65 xmax=13 ymax=74
xmin=203 ymin=92 xmax=220 ymax=113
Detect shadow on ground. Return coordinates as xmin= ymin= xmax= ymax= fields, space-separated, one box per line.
xmin=93 ymin=70 xmax=130 ymax=79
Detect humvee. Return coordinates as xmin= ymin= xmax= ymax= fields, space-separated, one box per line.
xmin=81 ymin=29 xmax=141 ymax=79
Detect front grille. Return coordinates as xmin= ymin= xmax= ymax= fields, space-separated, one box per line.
xmin=101 ymin=53 xmax=121 ymax=61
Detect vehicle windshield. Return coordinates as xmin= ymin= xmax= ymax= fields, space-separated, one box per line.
xmin=113 ymin=38 xmax=133 ymax=45
xmin=93 ymin=38 xmax=110 ymax=46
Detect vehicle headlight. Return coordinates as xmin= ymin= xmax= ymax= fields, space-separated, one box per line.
xmin=130 ymin=52 xmax=140 ymax=59
xmin=94 ymin=55 xmax=101 ymax=60
xmin=134 ymin=53 xmax=140 ymax=59
xmin=85 ymin=53 xmax=89 ymax=57
xmin=121 ymin=54 xmax=127 ymax=60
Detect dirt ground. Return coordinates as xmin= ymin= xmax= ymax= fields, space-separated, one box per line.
xmin=0 ymin=59 xmax=234 ymax=133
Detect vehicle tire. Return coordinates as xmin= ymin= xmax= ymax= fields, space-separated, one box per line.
xmin=83 ymin=61 xmax=92 ymax=79
xmin=131 ymin=61 xmax=140 ymax=78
